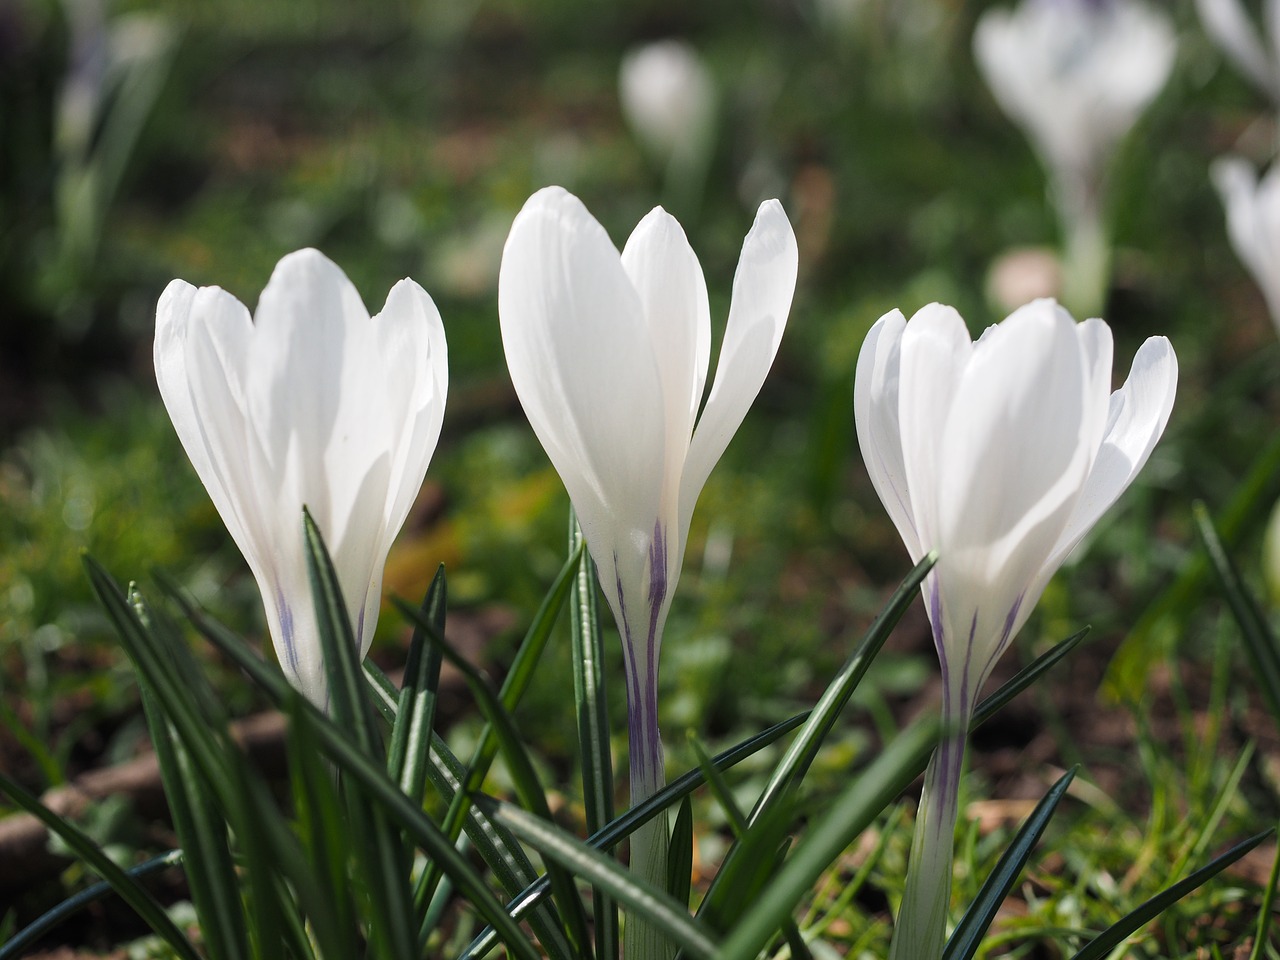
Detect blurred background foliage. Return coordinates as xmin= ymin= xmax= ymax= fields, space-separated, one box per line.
xmin=3 ymin=0 xmax=1280 ymax=949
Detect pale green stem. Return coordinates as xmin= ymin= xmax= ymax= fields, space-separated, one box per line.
xmin=1056 ymin=177 xmax=1111 ymax=319
xmin=888 ymin=697 xmax=970 ymax=960
xmin=623 ymin=661 xmax=671 ymax=960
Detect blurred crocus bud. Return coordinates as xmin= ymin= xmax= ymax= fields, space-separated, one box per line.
xmin=155 ymin=249 xmax=448 ymax=707
xmin=619 ymin=39 xmax=717 ymax=210
xmin=1212 ymin=155 xmax=1280 ymax=334
xmin=973 ymin=0 xmax=1176 ymax=316
xmin=1195 ymin=0 xmax=1280 ymax=104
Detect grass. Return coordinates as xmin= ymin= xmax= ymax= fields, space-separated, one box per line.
xmin=1 ymin=0 xmax=1279 ymax=954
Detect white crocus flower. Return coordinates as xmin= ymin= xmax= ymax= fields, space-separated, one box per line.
xmin=1213 ymin=156 xmax=1280 ymax=332
xmin=154 ymin=248 xmax=448 ymax=707
xmin=855 ymin=298 xmax=1176 ymax=960
xmin=973 ymin=0 xmax=1176 ymax=316
xmin=1195 ymin=0 xmax=1280 ymax=104
xmin=619 ymin=39 xmax=718 ymax=214
xmin=499 ymin=186 xmax=796 ymax=957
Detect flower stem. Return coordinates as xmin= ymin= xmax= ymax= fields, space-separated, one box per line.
xmin=888 ymin=701 xmax=970 ymax=960
xmin=1057 ymin=180 xmax=1110 ymax=319
xmin=624 ymin=655 xmax=670 ymax=960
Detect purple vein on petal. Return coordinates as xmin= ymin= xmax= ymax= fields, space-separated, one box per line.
xmin=276 ymin=590 xmax=300 ymax=675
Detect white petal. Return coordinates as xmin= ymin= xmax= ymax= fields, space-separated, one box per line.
xmin=167 ymin=283 xmax=271 ymax=580
xmin=679 ymin=199 xmax=797 ymax=541
xmin=372 ymin=278 xmax=449 ymax=548
xmin=621 ymin=206 xmax=711 ymax=487
xmin=498 ymin=186 xmax=667 ymax=588
xmin=933 ymin=301 xmax=1093 ymax=678
xmin=852 ymin=309 xmax=920 ymax=559
xmin=1197 ymin=0 xmax=1274 ymax=95
xmin=896 ymin=302 xmax=972 ymax=553
xmin=1043 ymin=335 xmax=1178 ymax=573
xmin=247 ymin=248 xmax=377 ymax=533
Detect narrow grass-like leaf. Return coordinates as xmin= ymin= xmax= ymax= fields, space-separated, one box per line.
xmin=84 ymin=558 xmax=233 ymax=807
xmin=752 ymin=551 xmax=936 ymax=821
xmin=387 ymin=566 xmax=447 ymax=803
xmin=426 ymin=733 xmax=577 ymax=960
xmin=302 ymin=508 xmax=418 ymax=960
xmin=570 ymin=510 xmax=618 ymax=960
xmin=395 ymin=596 xmax=593 ymax=958
xmin=131 ymin=591 xmax=249 ymax=960
xmin=942 ymin=766 xmax=1078 ymax=960
xmin=0 ymin=772 xmax=202 ymax=960
xmin=1251 ymin=830 xmax=1280 ymax=960
xmin=1068 ymin=829 xmax=1274 ymax=960
xmin=141 ymin=686 xmax=248 ymax=960
xmin=0 ymin=850 xmax=182 ymax=960
xmin=459 ymin=712 xmax=806 ymax=960
xmin=1193 ymin=500 xmax=1280 ymax=722
xmin=685 ymin=735 xmax=807 ymax=956
xmin=411 ymin=543 xmax=583 ymax=922
xmin=157 ymin=566 xmax=543 ymax=960
xmin=667 ymin=796 xmax=694 ymax=908
xmin=972 ymin=627 xmax=1089 ymax=730
xmin=285 ymin=690 xmax=360 ymax=960
xmin=1108 ymin=432 xmax=1280 ymax=699
xmin=717 ymin=715 xmax=941 ymax=960
xmin=478 ymin=795 xmax=721 ymax=960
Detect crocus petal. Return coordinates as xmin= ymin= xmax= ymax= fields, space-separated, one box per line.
xmin=853 ymin=309 xmax=920 ymax=559
xmin=1043 ymin=335 xmax=1178 ymax=574
xmin=621 ymin=206 xmax=711 ymax=496
xmin=679 ymin=199 xmax=797 ymax=541
xmin=155 ymin=281 xmax=256 ymax=560
xmin=896 ymin=302 xmax=973 ymax=554
xmin=932 ymin=301 xmax=1098 ymax=679
xmin=374 ymin=278 xmax=449 ymax=544
xmin=498 ymin=186 xmax=668 ymax=600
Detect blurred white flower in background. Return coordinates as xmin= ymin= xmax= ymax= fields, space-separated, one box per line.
xmin=619 ymin=38 xmax=718 ymax=215
xmin=1213 ymin=155 xmax=1280 ymax=332
xmin=1195 ymin=0 xmax=1280 ymax=105
xmin=973 ymin=0 xmax=1176 ymax=316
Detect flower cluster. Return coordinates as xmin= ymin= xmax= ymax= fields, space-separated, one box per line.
xmin=157 ymin=189 xmax=1175 ymax=960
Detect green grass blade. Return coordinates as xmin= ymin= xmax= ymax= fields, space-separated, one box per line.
xmin=972 ymin=628 xmax=1089 ymax=729
xmin=1107 ymin=431 xmax=1280 ymax=700
xmin=131 ymin=593 xmax=249 ymax=960
xmin=1068 ymin=829 xmax=1274 ymax=960
xmin=570 ymin=510 xmax=618 ymax=960
xmin=1251 ymin=829 xmax=1280 ymax=960
xmin=141 ymin=687 xmax=248 ymax=960
xmin=0 ymin=850 xmax=182 ymax=960
xmin=394 ymin=596 xmax=593 ymax=958
xmin=477 ymin=795 xmax=721 ymax=960
xmin=717 ymin=715 xmax=941 ymax=960
xmin=751 ymin=551 xmax=936 ymax=821
xmin=0 ymin=772 xmax=202 ymax=960
xmin=942 ymin=766 xmax=1078 ymax=960
xmin=285 ymin=690 xmax=360 ymax=960
xmin=387 ymin=566 xmax=447 ymax=803
xmin=667 ymin=796 xmax=694 ymax=908
xmin=302 ymin=508 xmax=417 ymax=960
xmin=426 ymin=733 xmax=578 ymax=960
xmin=84 ymin=558 xmax=233 ymax=806
xmin=157 ymin=559 xmax=543 ymax=960
xmin=458 ymin=712 xmax=807 ymax=960
xmin=1193 ymin=500 xmax=1280 ymax=722
xmin=410 ymin=543 xmax=583 ymax=920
